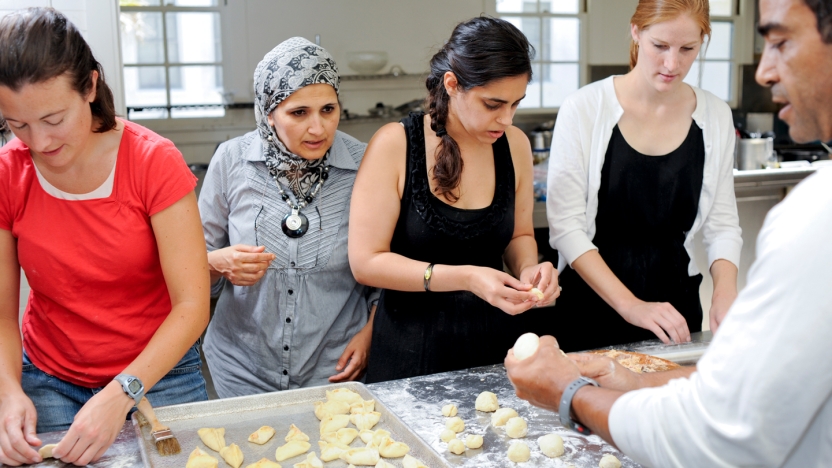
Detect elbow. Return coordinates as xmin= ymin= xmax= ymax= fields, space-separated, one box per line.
xmin=348 ymin=253 xmax=371 ymax=286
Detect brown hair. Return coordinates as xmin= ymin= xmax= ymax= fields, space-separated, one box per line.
xmin=0 ymin=7 xmax=116 ymax=133
xmin=629 ymin=0 xmax=711 ymax=70
xmin=426 ymin=16 xmax=533 ymax=202
xmin=803 ymin=0 xmax=832 ymax=43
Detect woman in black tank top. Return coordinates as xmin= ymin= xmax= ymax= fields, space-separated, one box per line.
xmin=348 ymin=17 xmax=558 ymax=382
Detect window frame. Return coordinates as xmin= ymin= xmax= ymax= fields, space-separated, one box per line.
xmin=119 ymin=1 xmax=226 ymax=119
xmin=685 ymin=0 xmax=740 ymax=108
xmin=496 ymin=0 xmax=588 ymax=113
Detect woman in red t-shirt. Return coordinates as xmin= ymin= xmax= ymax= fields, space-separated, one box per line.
xmin=0 ymin=8 xmax=210 ymax=466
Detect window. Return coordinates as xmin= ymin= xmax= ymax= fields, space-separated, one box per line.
xmin=119 ymin=0 xmax=224 ymax=119
xmin=497 ymin=0 xmax=584 ymax=109
xmin=684 ymin=0 xmax=736 ymax=102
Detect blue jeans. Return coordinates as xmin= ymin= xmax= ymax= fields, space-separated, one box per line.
xmin=22 ymin=342 xmax=208 ymax=433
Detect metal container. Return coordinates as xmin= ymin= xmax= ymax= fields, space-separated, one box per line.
xmin=529 ymin=130 xmax=552 ymax=152
xmin=736 ymin=137 xmax=773 ymax=170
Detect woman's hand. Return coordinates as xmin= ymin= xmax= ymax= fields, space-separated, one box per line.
xmin=208 ymin=245 xmax=275 ymax=286
xmin=617 ymin=299 xmax=691 ymax=344
xmin=468 ymin=266 xmax=539 ymax=315
xmin=329 ymin=320 xmax=373 ymax=383
xmin=52 ymin=382 xmax=133 ymax=466
xmin=519 ymin=262 xmax=560 ymax=306
xmin=0 ymin=390 xmax=41 ymax=466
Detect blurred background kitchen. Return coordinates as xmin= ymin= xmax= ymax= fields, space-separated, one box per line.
xmin=4 ymin=0 xmax=824 ymax=333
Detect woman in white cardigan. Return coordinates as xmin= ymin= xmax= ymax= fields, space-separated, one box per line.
xmin=543 ymin=0 xmax=742 ymax=350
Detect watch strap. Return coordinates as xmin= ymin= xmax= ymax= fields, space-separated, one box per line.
xmin=559 ymin=376 xmax=599 ymax=435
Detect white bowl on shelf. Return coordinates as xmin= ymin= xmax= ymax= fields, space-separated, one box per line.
xmin=346 ymin=51 xmax=388 ymax=74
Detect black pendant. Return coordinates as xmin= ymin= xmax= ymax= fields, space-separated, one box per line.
xmin=281 ymin=208 xmax=309 ymax=238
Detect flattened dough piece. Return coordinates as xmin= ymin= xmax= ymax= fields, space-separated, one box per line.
xmin=318 ymin=440 xmax=351 ymax=462
xmin=350 ymin=399 xmax=376 ymax=414
xmin=321 ymin=427 xmax=359 ymax=445
xmin=285 ymin=424 xmax=310 ymax=442
xmin=402 ymin=454 xmax=428 ymax=468
xmin=248 ymin=426 xmax=276 ymax=445
xmin=538 ymin=433 xmax=564 ymax=458
xmin=187 ymin=447 xmax=219 ymax=468
xmin=326 ymin=388 xmax=363 ymax=405
xmin=491 ymin=408 xmax=519 ymax=427
xmin=599 ymin=454 xmax=622 ymax=468
xmin=198 ymin=428 xmax=227 ymax=452
xmin=375 ymin=460 xmax=395 ymax=468
xmin=475 ymin=391 xmax=499 ymax=412
xmin=464 ymin=434 xmax=483 ymax=449
xmin=376 ymin=436 xmax=410 ymax=458
xmin=340 ymin=447 xmax=380 ymax=466
xmin=507 ymin=441 xmax=530 ymax=463
xmin=439 ymin=428 xmax=456 ymax=443
xmin=350 ymin=411 xmax=381 ymax=431
xmin=220 ymin=443 xmax=244 ymax=468
xmin=447 ymin=438 xmax=465 ymax=455
xmin=445 ymin=416 xmax=464 ymax=433
xmin=275 ymin=440 xmax=312 ymax=462
xmin=293 ymin=452 xmax=323 ymax=468
xmin=505 ymin=417 xmax=528 ymax=438
xmin=314 ymin=400 xmax=350 ymax=420
xmin=441 ymin=404 xmax=457 ymax=417
xmin=320 ymin=414 xmax=351 ymax=434
xmin=245 ymin=458 xmax=282 ymax=468
xmin=38 ymin=444 xmax=57 ymax=459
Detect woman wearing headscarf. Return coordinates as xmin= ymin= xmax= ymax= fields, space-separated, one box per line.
xmin=198 ymin=37 xmax=375 ymax=397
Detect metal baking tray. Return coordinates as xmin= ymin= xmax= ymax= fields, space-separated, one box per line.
xmin=132 ymin=381 xmax=449 ymax=467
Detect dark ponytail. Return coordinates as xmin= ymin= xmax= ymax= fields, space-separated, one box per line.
xmin=426 ymin=16 xmax=534 ymax=202
xmin=0 ymin=7 xmax=117 ymax=133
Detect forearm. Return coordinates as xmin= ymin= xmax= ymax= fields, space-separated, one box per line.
xmin=710 ymin=259 xmax=738 ymax=298
xmin=0 ymin=318 xmax=23 ymax=397
xmin=351 ymin=251 xmax=475 ymax=293
xmin=571 ymin=386 xmax=623 ymax=446
xmin=503 ymin=234 xmax=538 ymax=277
xmin=207 ymin=250 xmax=224 ymax=285
xmin=636 ymin=366 xmax=697 ymax=389
xmin=571 ymin=250 xmax=637 ymax=312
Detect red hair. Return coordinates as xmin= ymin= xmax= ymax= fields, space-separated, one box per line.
xmin=629 ymin=0 xmax=711 ymax=70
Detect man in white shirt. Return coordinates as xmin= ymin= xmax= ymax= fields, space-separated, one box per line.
xmin=504 ymin=0 xmax=832 ymax=466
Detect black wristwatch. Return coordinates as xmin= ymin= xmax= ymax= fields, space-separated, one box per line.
xmin=114 ymin=374 xmax=145 ymax=406
xmin=559 ymin=376 xmax=599 ymax=435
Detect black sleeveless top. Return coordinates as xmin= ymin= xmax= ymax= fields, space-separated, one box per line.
xmin=531 ymin=121 xmax=706 ymax=351
xmin=365 ymin=112 xmax=517 ymax=383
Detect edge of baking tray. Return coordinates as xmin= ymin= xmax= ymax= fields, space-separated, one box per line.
xmin=132 ymin=381 xmax=451 ymax=468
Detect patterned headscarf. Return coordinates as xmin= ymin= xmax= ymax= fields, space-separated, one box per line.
xmin=253 ymin=37 xmax=340 ymax=198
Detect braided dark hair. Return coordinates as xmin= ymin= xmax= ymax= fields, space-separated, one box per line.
xmin=0 ymin=8 xmax=117 ymax=133
xmin=426 ymin=16 xmax=534 ymax=202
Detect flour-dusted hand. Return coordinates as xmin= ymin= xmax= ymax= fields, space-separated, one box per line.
xmin=505 ymin=335 xmax=580 ymax=412
xmin=0 ymin=390 xmax=41 ymax=466
xmin=208 ymin=244 xmax=275 ymax=286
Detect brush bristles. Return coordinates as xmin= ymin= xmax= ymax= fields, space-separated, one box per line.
xmin=155 ymin=436 xmax=181 ymax=456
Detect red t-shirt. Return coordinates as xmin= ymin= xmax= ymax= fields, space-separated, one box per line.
xmin=0 ymin=120 xmax=196 ymax=387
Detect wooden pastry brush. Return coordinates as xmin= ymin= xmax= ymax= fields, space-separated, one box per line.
xmin=136 ymin=397 xmax=181 ymax=456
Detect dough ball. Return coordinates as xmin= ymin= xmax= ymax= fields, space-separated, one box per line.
xmin=38 ymin=444 xmax=57 ymax=459
xmin=491 ymin=407 xmax=519 ymax=426
xmin=440 ymin=428 xmax=456 ymax=443
xmin=445 ymin=416 xmax=465 ymax=433
xmin=538 ymin=433 xmax=564 ymax=458
xmin=464 ymin=434 xmax=483 ymax=449
xmin=197 ymin=427 xmax=226 ymax=452
xmin=248 ymin=426 xmax=276 ymax=445
xmin=599 ymin=454 xmax=622 ymax=468
xmin=506 ymin=441 xmax=530 ymax=463
xmin=441 ymin=404 xmax=458 ymax=417
xmin=475 ymin=391 xmax=499 ymax=412
xmin=530 ymin=288 xmax=545 ymax=301
xmin=447 ymin=438 xmax=465 ymax=455
xmin=219 ymin=443 xmax=244 ymax=468
xmin=505 ymin=417 xmax=528 ymax=438
xmin=513 ymin=333 xmax=540 ymax=361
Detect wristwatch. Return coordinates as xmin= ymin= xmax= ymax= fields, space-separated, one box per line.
xmin=114 ymin=374 xmax=145 ymax=406
xmin=559 ymin=376 xmax=599 ymax=435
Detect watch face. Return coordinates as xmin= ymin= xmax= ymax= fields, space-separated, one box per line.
xmin=128 ymin=379 xmax=142 ymax=394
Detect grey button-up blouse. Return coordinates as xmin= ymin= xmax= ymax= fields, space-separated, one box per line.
xmin=198 ymin=129 xmax=374 ymax=398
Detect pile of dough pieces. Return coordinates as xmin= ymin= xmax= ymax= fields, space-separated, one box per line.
xmin=438 ymin=391 xmax=622 ymax=467
xmin=185 ymin=387 xmax=431 ymax=468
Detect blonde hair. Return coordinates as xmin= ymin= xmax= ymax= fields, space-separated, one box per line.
xmin=629 ymin=0 xmax=711 ymax=70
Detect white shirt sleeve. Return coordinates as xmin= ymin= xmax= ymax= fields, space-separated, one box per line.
xmin=609 ymin=168 xmax=832 ymax=467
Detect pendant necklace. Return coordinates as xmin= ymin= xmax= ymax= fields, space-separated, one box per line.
xmin=269 ymin=156 xmax=330 ymax=238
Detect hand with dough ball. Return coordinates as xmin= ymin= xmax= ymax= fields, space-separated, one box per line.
xmin=518 ymin=261 xmax=559 ymax=307
xmin=505 ymin=335 xmax=580 ymax=412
